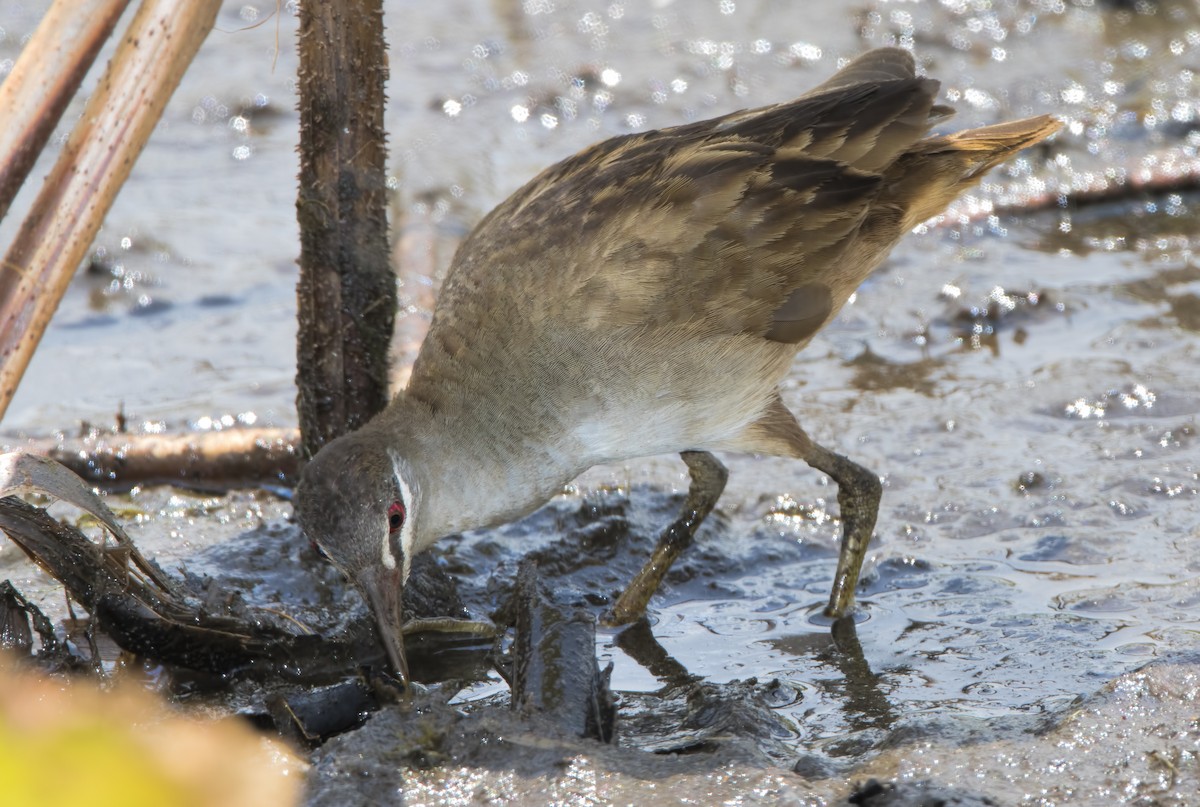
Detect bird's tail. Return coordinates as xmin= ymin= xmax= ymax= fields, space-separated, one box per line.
xmin=891 ymin=114 xmax=1062 ymax=228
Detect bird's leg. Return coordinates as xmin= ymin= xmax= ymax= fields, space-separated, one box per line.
xmin=801 ymin=441 xmax=882 ymax=618
xmin=606 ymin=450 xmax=728 ymax=625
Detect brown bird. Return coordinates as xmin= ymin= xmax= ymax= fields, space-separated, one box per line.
xmin=295 ymin=47 xmax=1061 ymax=684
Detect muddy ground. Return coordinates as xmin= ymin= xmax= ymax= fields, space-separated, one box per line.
xmin=1 ymin=0 xmax=1198 ymax=804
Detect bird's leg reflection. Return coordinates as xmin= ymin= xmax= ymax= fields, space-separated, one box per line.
xmin=828 ymin=615 xmax=897 ymax=734
xmin=614 ymin=617 xmax=699 ymax=691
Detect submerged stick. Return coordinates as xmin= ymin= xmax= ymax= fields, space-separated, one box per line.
xmin=0 ymin=0 xmax=131 ymax=222
xmin=0 ymin=0 xmax=222 ymax=422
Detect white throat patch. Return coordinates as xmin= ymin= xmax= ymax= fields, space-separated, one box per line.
xmin=383 ymin=453 xmax=416 ymax=583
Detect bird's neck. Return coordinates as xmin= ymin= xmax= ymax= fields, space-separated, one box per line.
xmin=369 ymin=392 xmax=580 ymax=552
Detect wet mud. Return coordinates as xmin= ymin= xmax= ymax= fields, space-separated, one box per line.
xmin=1 ymin=0 xmax=1199 ymax=804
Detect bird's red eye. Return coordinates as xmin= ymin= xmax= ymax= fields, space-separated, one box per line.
xmin=388 ymin=501 xmax=406 ymax=533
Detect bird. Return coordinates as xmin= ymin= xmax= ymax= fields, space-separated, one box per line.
xmin=295 ymin=47 xmax=1062 ymax=684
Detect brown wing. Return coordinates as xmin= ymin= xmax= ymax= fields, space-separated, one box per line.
xmin=414 ymin=48 xmax=1057 ymax=384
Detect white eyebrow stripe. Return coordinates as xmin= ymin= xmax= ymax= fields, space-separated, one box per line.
xmin=381 ymin=526 xmax=397 ymax=570
xmin=397 ymin=473 xmax=414 ymax=582
xmin=386 ymin=452 xmax=416 ymax=583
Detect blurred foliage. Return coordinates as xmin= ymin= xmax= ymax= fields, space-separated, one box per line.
xmin=0 ymin=653 xmax=303 ymax=807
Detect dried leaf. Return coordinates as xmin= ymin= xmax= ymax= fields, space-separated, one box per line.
xmin=0 ymin=452 xmax=173 ymax=592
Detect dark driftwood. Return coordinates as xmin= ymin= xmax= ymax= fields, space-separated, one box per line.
xmin=295 ymin=0 xmax=395 ymax=460
xmin=507 ymin=560 xmax=616 ymax=743
xmin=267 ymin=680 xmax=376 ymax=747
xmin=0 ymin=496 xmax=380 ymax=678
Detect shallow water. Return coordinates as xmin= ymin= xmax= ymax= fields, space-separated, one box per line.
xmin=2 ymin=0 xmax=1199 ymax=803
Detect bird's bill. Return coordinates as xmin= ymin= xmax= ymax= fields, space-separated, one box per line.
xmin=357 ymin=566 xmax=408 ymax=685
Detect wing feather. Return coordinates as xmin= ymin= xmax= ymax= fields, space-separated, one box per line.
xmin=411 ymin=48 xmax=1058 ymax=397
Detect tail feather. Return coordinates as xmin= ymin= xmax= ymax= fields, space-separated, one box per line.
xmin=891 ymin=114 xmax=1062 ymax=227
xmin=943 ymin=114 xmax=1063 ymax=178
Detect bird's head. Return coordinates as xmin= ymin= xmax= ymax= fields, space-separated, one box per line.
xmin=295 ymin=429 xmax=419 ymax=685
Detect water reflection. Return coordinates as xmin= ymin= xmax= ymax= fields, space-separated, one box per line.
xmin=614 ymin=617 xmax=698 ymax=689
xmin=769 ymin=617 xmax=896 ymax=745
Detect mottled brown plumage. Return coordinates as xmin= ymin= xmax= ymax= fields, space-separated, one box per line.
xmin=296 ymin=48 xmax=1061 ymax=683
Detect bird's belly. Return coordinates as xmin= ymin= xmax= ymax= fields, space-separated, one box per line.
xmin=563 ymin=339 xmax=790 ymax=465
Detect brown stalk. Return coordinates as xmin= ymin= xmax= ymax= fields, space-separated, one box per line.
xmin=0 ymin=0 xmax=132 ymax=222
xmin=295 ymin=0 xmax=394 ymax=460
xmin=0 ymin=0 xmax=223 ymax=422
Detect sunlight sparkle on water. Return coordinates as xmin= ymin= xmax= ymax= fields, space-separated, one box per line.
xmin=1066 ymin=398 xmax=1105 ymax=419
xmin=788 ymin=42 xmax=821 ymax=62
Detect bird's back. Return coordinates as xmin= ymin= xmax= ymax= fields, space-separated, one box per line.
xmin=404 ymin=48 xmax=1058 ymax=452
